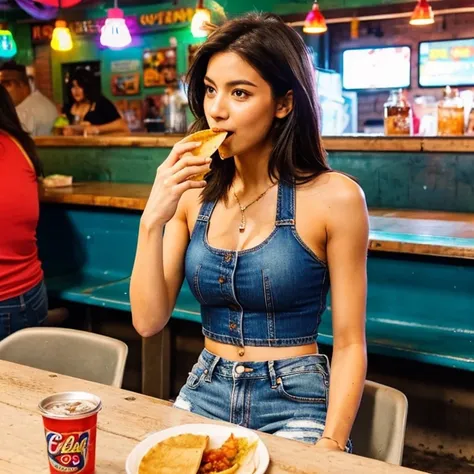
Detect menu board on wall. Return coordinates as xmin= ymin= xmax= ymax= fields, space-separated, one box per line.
xmin=143 ymin=47 xmax=177 ymax=88
xmin=419 ymin=38 xmax=474 ymax=87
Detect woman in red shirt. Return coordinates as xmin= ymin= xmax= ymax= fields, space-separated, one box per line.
xmin=0 ymin=84 xmax=49 ymax=340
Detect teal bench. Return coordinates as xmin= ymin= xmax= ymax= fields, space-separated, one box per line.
xmin=38 ymin=204 xmax=474 ymax=372
xmin=38 ymin=205 xmax=201 ymax=322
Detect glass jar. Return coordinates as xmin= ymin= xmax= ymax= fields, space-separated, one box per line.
xmin=437 ymin=86 xmax=465 ymax=136
xmin=384 ymin=89 xmax=413 ymax=136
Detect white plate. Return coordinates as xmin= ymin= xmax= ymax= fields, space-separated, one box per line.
xmin=126 ymin=423 xmax=270 ymax=474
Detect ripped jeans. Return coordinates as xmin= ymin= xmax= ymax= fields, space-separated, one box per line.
xmin=173 ymin=348 xmax=352 ymax=452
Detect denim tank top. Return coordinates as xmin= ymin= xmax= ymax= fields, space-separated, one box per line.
xmin=184 ymin=180 xmax=329 ymax=348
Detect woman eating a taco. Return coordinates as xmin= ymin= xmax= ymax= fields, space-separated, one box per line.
xmin=130 ymin=13 xmax=368 ymax=454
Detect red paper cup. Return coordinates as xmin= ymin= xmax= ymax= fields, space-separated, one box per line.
xmin=39 ymin=392 xmax=102 ymax=474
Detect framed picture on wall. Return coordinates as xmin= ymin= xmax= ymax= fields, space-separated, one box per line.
xmin=111 ymin=73 xmax=140 ymax=96
xmin=143 ymin=47 xmax=177 ymax=88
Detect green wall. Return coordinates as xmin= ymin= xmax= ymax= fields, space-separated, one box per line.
xmin=37 ymin=146 xmax=474 ymax=213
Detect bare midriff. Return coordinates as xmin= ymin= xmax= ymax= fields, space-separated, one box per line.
xmin=204 ymin=338 xmax=319 ymax=362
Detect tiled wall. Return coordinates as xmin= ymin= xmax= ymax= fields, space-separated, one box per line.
xmin=330 ymin=152 xmax=474 ymax=212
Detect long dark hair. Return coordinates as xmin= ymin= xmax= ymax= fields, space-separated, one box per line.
xmin=67 ymin=68 xmax=101 ymax=104
xmin=0 ymin=84 xmax=42 ymax=177
xmin=187 ymin=13 xmax=331 ymax=203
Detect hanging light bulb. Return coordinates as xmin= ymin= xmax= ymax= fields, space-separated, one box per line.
xmin=191 ymin=0 xmax=211 ymax=38
xmin=100 ymin=6 xmax=132 ymax=49
xmin=303 ymin=1 xmax=327 ymax=34
xmin=50 ymin=0 xmax=73 ymax=51
xmin=410 ymin=0 xmax=434 ymax=26
xmin=51 ymin=19 xmax=73 ymax=51
xmin=0 ymin=25 xmax=17 ymax=59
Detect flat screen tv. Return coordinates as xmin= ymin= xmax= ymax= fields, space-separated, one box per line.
xmin=418 ymin=38 xmax=474 ymax=87
xmin=342 ymin=46 xmax=411 ymax=91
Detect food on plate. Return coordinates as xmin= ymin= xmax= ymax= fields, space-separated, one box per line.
xmin=138 ymin=432 xmax=258 ymax=474
xmin=42 ymin=174 xmax=73 ymax=188
xmin=198 ymin=434 xmax=258 ymax=474
xmin=180 ymin=129 xmax=229 ymax=181
xmin=138 ymin=433 xmax=209 ymax=474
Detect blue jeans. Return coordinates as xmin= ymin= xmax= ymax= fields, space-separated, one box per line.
xmin=0 ymin=280 xmax=48 ymax=341
xmin=174 ymin=349 xmax=352 ymax=452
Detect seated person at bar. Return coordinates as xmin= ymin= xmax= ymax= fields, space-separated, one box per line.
xmin=131 ymin=14 xmax=368 ymax=453
xmin=62 ymin=69 xmax=129 ymax=136
xmin=0 ymin=84 xmax=67 ymax=340
xmin=0 ymin=61 xmax=58 ymax=136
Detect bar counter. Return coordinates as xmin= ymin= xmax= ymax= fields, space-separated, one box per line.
xmin=34 ymin=134 xmax=474 ymax=152
xmin=40 ymin=182 xmax=474 ymax=260
xmin=34 ymin=134 xmax=474 ymax=215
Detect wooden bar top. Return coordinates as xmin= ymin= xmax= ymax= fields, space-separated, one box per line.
xmin=0 ymin=360 xmax=424 ymax=474
xmin=34 ymin=135 xmax=474 ymax=153
xmin=39 ymin=182 xmax=474 ymax=260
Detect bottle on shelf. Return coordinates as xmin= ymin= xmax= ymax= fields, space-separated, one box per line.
xmin=437 ymin=86 xmax=465 ymax=136
xmin=384 ymin=89 xmax=413 ymax=136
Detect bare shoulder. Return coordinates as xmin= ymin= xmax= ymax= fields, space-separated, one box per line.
xmin=300 ymin=171 xmax=366 ymax=209
xmin=322 ymin=171 xmax=366 ymax=209
xmin=297 ymin=171 xmax=368 ymax=240
xmin=320 ymin=172 xmax=368 ymax=236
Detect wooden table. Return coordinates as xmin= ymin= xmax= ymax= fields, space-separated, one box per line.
xmin=40 ymin=182 xmax=474 ymax=259
xmin=0 ymin=361 xmax=424 ymax=474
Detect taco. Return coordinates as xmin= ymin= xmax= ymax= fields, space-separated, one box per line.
xmin=180 ymin=129 xmax=229 ymax=181
xmin=139 ymin=433 xmax=209 ymax=474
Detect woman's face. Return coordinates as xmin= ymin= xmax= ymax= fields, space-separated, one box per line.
xmin=70 ymin=80 xmax=85 ymax=103
xmin=203 ymin=52 xmax=278 ymax=159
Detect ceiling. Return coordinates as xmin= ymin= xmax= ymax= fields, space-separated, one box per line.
xmin=0 ymin=0 xmax=174 ymax=11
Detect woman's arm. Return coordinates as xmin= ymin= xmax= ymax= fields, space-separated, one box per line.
xmin=130 ymin=140 xmax=211 ymax=337
xmin=318 ymin=174 xmax=369 ymax=451
xmin=84 ymin=118 xmax=129 ymax=135
xmin=130 ymin=200 xmax=189 ymax=337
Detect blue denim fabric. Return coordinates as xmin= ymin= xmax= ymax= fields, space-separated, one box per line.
xmin=174 ymin=349 xmax=352 ymax=452
xmin=185 ymin=181 xmax=329 ymax=348
xmin=0 ymin=280 xmax=48 ymax=340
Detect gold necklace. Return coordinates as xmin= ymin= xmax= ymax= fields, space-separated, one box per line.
xmin=232 ymin=182 xmax=277 ymax=232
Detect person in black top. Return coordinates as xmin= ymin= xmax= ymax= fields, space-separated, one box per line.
xmin=62 ymin=69 xmax=129 ymax=136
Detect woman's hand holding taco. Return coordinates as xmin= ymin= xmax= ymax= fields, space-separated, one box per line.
xmin=141 ymin=139 xmax=211 ymax=229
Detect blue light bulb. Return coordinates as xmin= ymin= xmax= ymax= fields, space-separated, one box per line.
xmin=0 ymin=30 xmax=18 ymax=59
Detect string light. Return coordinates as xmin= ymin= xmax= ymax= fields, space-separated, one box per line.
xmin=191 ymin=0 xmax=211 ymax=38
xmin=100 ymin=0 xmax=131 ymax=49
xmin=410 ymin=0 xmax=435 ymax=26
xmin=51 ymin=19 xmax=73 ymax=51
xmin=51 ymin=0 xmax=73 ymax=51
xmin=0 ymin=25 xmax=17 ymax=59
xmin=303 ymin=1 xmax=327 ymax=34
